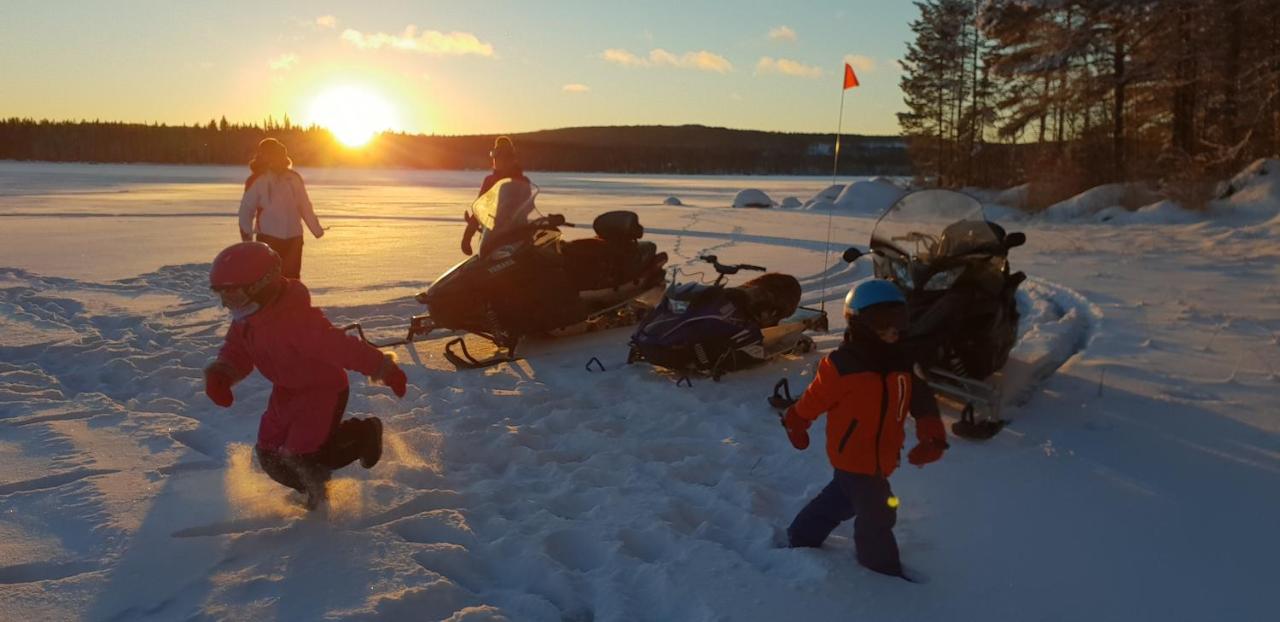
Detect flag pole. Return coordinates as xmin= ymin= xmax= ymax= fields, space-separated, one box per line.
xmin=819 ymin=77 xmax=849 ymax=316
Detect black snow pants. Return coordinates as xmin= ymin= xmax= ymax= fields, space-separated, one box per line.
xmin=256 ymin=233 xmax=304 ymax=279
xmin=787 ymin=469 xmax=902 ymax=576
xmin=255 ymin=390 xmax=373 ymax=494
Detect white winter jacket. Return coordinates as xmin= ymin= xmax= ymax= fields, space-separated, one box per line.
xmin=239 ymin=170 xmax=324 ymax=240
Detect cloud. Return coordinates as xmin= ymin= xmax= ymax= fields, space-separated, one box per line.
xmin=600 ymin=48 xmax=732 ymax=73
xmin=843 ymin=54 xmax=876 ymax=74
xmin=601 ymin=48 xmax=647 ymax=67
xmin=768 ymin=26 xmax=796 ymax=43
xmin=341 ymin=26 xmax=495 ymax=57
xmin=756 ymin=56 xmax=822 ymax=78
xmin=562 ymin=84 xmax=590 ymax=93
xmin=269 ymin=53 xmax=298 ymax=71
xmin=315 ymin=15 xmax=337 ymax=29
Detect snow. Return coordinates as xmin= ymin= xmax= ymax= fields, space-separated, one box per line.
xmin=1 ymin=161 xmax=1277 ymax=621
xmin=801 ymin=179 xmax=906 ymax=215
xmin=662 ymin=196 xmax=683 ymax=206
xmin=994 ymin=183 xmax=1030 ymax=210
xmin=1040 ymin=182 xmax=1160 ymax=221
xmin=779 ymin=196 xmax=802 ymax=209
xmin=731 ymin=188 xmax=774 ymax=208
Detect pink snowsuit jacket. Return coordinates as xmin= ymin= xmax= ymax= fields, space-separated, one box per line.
xmin=214 ymin=279 xmax=386 ymax=454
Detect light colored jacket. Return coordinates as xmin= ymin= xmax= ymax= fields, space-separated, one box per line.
xmin=239 ymin=170 xmax=324 ymax=240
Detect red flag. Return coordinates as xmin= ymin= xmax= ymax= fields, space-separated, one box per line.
xmin=843 ymin=63 xmax=859 ymax=89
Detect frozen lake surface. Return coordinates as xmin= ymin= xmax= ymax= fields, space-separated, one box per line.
xmin=0 ymin=161 xmax=1276 ymax=621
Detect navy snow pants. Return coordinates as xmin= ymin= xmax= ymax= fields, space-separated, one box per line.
xmin=787 ymin=469 xmax=902 ymax=576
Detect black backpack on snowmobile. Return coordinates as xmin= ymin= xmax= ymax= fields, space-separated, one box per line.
xmin=345 ymin=179 xmax=669 ymax=368
xmin=843 ymin=189 xmax=1026 ymax=438
xmin=628 ymin=255 xmax=828 ymax=380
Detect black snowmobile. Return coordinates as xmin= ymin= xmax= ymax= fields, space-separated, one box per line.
xmin=347 ymin=178 xmax=669 ymax=368
xmin=627 ymin=255 xmax=828 ymax=381
xmin=843 ymin=189 xmax=1026 ymax=439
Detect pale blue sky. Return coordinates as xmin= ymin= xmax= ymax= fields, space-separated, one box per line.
xmin=1 ymin=1 xmax=916 ymax=136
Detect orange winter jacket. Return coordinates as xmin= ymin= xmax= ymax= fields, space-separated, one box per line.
xmin=792 ymin=331 xmax=941 ymax=477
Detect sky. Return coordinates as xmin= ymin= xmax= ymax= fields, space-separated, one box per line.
xmin=0 ymin=1 xmax=917 ymax=137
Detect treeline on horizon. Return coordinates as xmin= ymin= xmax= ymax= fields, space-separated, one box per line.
xmin=900 ymin=0 xmax=1280 ymax=209
xmin=0 ymin=117 xmax=911 ymax=176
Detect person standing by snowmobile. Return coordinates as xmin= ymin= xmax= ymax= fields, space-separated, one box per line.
xmin=202 ymin=241 xmax=408 ymax=509
xmin=781 ymin=279 xmax=949 ymax=579
xmin=462 ymin=136 xmax=529 ymax=255
xmin=238 ymin=138 xmax=324 ymax=278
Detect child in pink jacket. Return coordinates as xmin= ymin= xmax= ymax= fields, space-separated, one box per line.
xmin=203 ymin=241 xmax=407 ymax=509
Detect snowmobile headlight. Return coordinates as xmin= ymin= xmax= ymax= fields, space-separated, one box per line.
xmin=923 ymin=266 xmax=965 ymax=291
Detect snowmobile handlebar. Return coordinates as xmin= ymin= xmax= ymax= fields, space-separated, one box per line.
xmin=698 ymin=255 xmax=767 ymax=276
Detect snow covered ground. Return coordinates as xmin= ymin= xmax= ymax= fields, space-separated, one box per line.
xmin=0 ymin=161 xmax=1276 ymax=621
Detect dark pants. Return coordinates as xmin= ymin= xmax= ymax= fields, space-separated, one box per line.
xmin=256 ymin=233 xmax=304 ymax=279
xmin=788 ymin=469 xmax=902 ymax=576
xmin=255 ymin=390 xmax=374 ymax=494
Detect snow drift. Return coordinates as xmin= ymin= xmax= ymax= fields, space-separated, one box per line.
xmin=732 ymin=189 xmax=775 ymax=209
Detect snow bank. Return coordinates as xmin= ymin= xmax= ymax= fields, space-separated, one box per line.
xmin=994 ymin=183 xmax=1030 ymax=210
xmin=732 ymin=188 xmax=774 ymax=209
xmin=832 ymin=179 xmax=907 ymax=215
xmin=1041 ymin=183 xmax=1159 ymax=221
xmin=807 ymin=184 xmax=844 ymax=204
xmin=1211 ymin=158 xmax=1280 ymax=223
xmin=802 ymin=179 xmax=905 ymax=215
xmin=779 ymin=196 xmax=802 ymax=209
xmin=663 ymin=196 xmax=684 ymax=206
xmin=1096 ymin=200 xmax=1202 ymax=225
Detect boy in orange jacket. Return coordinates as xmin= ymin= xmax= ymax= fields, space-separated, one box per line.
xmin=782 ymin=279 xmax=948 ymax=578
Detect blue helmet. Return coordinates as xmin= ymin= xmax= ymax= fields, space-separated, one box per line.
xmin=844 ymin=279 xmax=906 ymax=314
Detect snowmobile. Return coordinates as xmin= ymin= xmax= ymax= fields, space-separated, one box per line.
xmin=627 ymin=255 xmax=829 ymax=381
xmin=346 ymin=178 xmax=669 ymax=368
xmin=842 ymin=189 xmax=1026 ymax=439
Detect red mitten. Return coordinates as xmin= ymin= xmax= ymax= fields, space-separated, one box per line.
xmin=908 ymin=416 xmax=948 ymax=467
xmin=382 ymin=361 xmax=407 ymax=398
xmin=203 ymin=366 xmax=235 ymax=408
xmin=781 ymin=406 xmax=811 ymax=450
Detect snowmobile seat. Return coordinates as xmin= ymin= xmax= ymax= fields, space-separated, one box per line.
xmin=593 ymin=211 xmax=644 ymax=243
xmin=727 ymin=273 xmax=801 ymax=328
xmin=561 ymin=236 xmax=659 ymax=291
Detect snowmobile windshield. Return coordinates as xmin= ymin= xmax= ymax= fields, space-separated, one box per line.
xmin=468 ymin=178 xmax=543 ymax=239
xmin=870 ymin=189 xmax=999 ymax=263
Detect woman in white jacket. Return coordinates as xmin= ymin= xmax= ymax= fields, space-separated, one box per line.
xmin=239 ymin=138 xmax=324 ymax=278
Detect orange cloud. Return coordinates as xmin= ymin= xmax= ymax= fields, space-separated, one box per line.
xmin=342 ymin=26 xmax=494 ymax=57
xmin=601 ymin=48 xmax=732 ymax=73
xmin=756 ymin=57 xmax=822 ymax=78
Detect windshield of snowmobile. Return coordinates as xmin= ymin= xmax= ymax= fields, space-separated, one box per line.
xmin=870 ymin=189 xmax=998 ymax=263
xmin=468 ymin=178 xmax=543 ymax=238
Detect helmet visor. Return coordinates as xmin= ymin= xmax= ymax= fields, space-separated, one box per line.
xmin=858 ymin=303 xmax=908 ymax=343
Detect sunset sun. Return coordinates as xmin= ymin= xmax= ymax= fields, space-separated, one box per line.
xmin=307 ymin=85 xmax=398 ymax=147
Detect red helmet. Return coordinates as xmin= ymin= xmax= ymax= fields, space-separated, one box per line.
xmin=210 ymin=242 xmax=282 ymax=318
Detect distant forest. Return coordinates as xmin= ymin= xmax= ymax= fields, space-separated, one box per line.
xmin=900 ymin=0 xmax=1280 ymax=208
xmin=0 ymin=118 xmax=911 ymax=176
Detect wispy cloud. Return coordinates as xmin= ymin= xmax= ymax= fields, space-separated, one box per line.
xmin=602 ymin=48 xmax=647 ymax=67
xmin=768 ymin=26 xmax=796 ymax=43
xmin=341 ymin=26 xmax=495 ymax=57
xmin=315 ymin=15 xmax=337 ymax=30
xmin=600 ymin=48 xmax=732 ymax=73
xmin=843 ymin=54 xmax=876 ymax=74
xmin=756 ymin=56 xmax=822 ymax=78
xmin=562 ymin=83 xmax=590 ymax=93
xmin=269 ymin=53 xmax=298 ymax=71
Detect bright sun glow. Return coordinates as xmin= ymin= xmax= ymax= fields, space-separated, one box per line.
xmin=307 ymin=85 xmax=398 ymax=147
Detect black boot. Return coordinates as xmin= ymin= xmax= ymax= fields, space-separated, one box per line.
xmin=360 ymin=417 xmax=384 ymax=469
xmin=285 ymin=455 xmax=330 ymax=511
